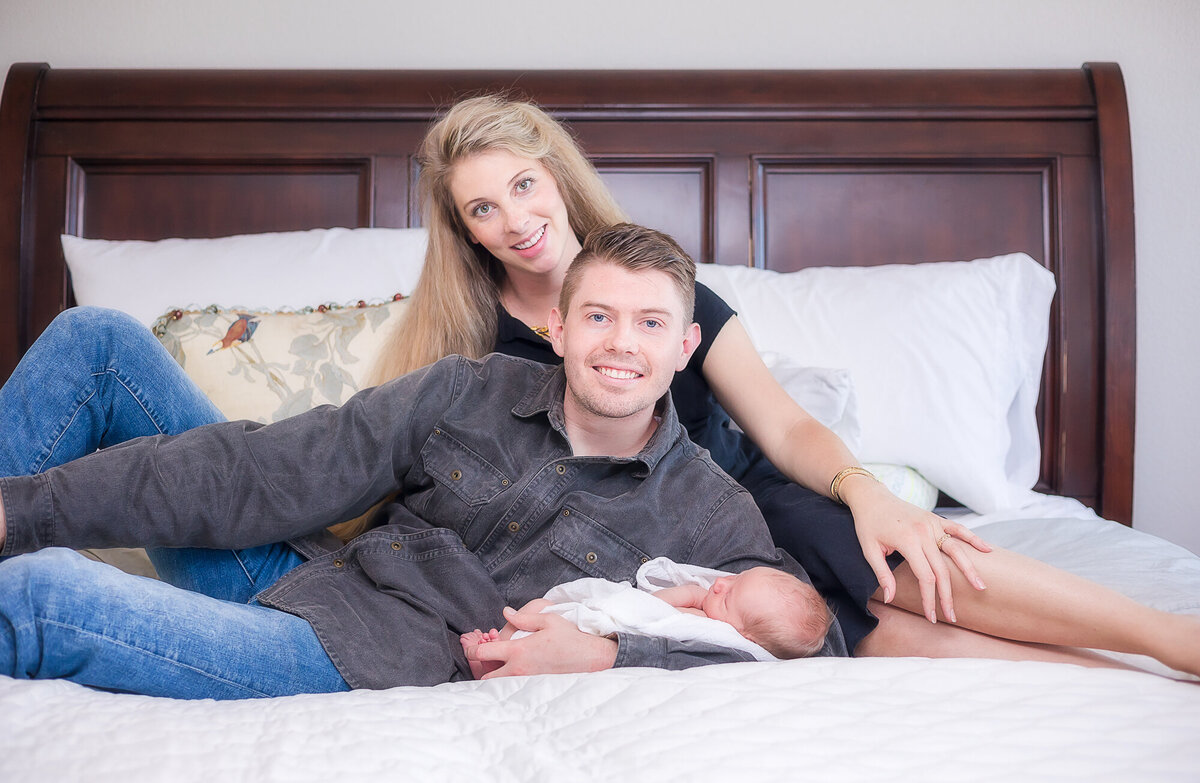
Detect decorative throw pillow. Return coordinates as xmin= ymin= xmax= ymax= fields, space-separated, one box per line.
xmin=152 ymin=296 xmax=409 ymax=424
xmin=756 ymin=352 xmax=862 ymax=454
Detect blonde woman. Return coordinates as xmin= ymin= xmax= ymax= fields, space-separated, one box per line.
xmin=353 ymin=96 xmax=1199 ymax=673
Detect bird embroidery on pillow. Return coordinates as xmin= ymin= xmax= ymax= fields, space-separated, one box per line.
xmin=207 ymin=314 xmax=260 ymax=354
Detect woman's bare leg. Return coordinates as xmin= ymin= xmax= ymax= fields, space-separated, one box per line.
xmin=876 ymin=545 xmax=1200 ymax=676
xmin=858 ymin=601 xmax=1137 ymax=670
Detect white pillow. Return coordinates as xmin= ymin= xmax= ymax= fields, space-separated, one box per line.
xmin=697 ymin=254 xmax=1055 ymax=514
xmin=756 ymin=352 xmax=862 ymax=453
xmin=62 ymin=227 xmax=428 ymax=326
xmin=861 ymin=464 xmax=940 ymax=512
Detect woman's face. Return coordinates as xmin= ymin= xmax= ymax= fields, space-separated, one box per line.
xmin=448 ymin=149 xmax=582 ymax=285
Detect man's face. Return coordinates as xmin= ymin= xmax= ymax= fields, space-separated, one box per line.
xmin=548 ymin=260 xmax=699 ymax=425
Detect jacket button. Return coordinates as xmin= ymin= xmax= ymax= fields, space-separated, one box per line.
xmin=586 ymin=552 xmax=597 ymax=564
xmin=562 ymin=510 xmax=570 ymax=517
xmin=333 ymin=558 xmax=344 ymax=568
xmin=501 ymin=479 xmax=510 ymax=486
xmin=641 ymin=556 xmax=650 ymax=564
xmin=555 ymin=464 xmax=566 ymax=475
xmin=450 ymin=469 xmax=462 ymax=481
xmin=391 ymin=541 xmax=403 ymax=551
xmin=508 ymin=521 xmax=520 ymax=533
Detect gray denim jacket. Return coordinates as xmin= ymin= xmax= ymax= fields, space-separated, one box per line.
xmin=1 ymin=354 xmax=846 ymax=688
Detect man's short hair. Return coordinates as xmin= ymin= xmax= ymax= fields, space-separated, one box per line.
xmin=560 ymin=223 xmax=697 ymax=324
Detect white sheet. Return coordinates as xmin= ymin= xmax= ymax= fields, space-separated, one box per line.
xmin=4 ymin=658 xmax=1199 ymax=782
xmin=3 ymin=516 xmax=1198 ymax=782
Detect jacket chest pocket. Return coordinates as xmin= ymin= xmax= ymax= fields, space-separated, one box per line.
xmin=549 ymin=506 xmax=651 ymax=584
xmin=420 ymin=428 xmax=511 ymax=507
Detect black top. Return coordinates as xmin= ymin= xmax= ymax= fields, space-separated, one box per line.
xmin=494 ymin=282 xmax=752 ymax=478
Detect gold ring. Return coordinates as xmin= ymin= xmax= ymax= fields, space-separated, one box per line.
xmin=935 ymin=533 xmax=952 ymax=551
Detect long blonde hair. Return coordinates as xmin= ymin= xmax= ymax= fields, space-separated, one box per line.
xmin=368 ymin=94 xmax=627 ymax=385
xmin=330 ymin=95 xmax=626 ymax=541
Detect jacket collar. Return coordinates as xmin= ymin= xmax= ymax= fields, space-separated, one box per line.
xmin=513 ymin=365 xmax=682 ymax=475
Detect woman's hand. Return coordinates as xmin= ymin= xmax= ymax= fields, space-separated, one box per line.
xmin=702 ymin=317 xmax=992 ymax=624
xmin=839 ymin=475 xmax=991 ymax=624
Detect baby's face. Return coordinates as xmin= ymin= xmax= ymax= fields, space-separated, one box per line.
xmin=701 ymin=567 xmax=779 ymax=631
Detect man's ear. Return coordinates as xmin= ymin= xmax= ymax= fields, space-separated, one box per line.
xmin=547 ymin=307 xmax=567 ymax=358
xmin=675 ymin=322 xmax=702 ymax=371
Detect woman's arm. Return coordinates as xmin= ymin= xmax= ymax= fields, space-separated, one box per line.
xmin=701 ymin=316 xmax=989 ymax=623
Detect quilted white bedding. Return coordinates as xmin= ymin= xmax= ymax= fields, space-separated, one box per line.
xmin=3 ymin=516 xmax=1199 ymax=782
xmin=4 ymin=657 xmax=1199 ymax=782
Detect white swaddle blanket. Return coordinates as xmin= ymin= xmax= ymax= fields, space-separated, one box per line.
xmin=519 ymin=557 xmax=776 ymax=662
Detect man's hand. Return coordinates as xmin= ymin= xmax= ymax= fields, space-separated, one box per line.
xmin=844 ymin=476 xmax=991 ymax=624
xmin=463 ymin=605 xmax=618 ymax=680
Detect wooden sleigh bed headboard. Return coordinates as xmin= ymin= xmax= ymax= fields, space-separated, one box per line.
xmin=0 ymin=63 xmax=1135 ymax=523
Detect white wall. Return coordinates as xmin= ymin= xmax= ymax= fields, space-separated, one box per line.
xmin=3 ymin=0 xmax=1198 ymax=553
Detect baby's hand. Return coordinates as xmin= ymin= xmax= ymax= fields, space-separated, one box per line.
xmin=461 ymin=629 xmax=503 ymax=679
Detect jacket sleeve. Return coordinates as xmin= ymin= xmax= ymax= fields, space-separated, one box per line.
xmin=0 ymin=357 xmax=463 ymax=556
xmin=613 ymin=632 xmax=758 ymax=669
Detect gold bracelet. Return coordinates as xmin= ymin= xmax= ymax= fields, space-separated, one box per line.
xmin=829 ymin=466 xmax=876 ymax=505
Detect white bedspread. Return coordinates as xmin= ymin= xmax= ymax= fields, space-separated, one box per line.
xmin=4 ymin=657 xmax=1199 ymax=782
xmin=4 ymin=516 xmax=1199 ymax=782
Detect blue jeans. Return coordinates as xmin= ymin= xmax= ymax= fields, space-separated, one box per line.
xmin=0 ymin=307 xmax=348 ymax=697
xmin=0 ymin=548 xmax=349 ymax=698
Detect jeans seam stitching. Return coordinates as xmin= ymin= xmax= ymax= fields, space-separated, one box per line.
xmin=106 ymin=368 xmax=170 ymax=436
xmin=231 ymin=551 xmax=257 ymax=586
xmin=34 ymin=387 xmax=100 ymax=474
xmin=37 ymin=617 xmax=273 ymax=698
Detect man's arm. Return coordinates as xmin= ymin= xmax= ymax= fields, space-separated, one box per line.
xmin=463 ymin=605 xmax=618 ymax=679
xmin=462 ymin=598 xmax=759 ymax=678
xmin=473 ymin=486 xmax=824 ymax=677
xmin=0 ymin=359 xmax=457 ymax=556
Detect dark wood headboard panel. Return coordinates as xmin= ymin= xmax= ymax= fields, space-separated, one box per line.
xmin=0 ymin=64 xmax=1135 ymax=523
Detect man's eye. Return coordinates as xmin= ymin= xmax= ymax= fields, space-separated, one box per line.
xmin=644 ymin=319 xmax=661 ymax=329
xmin=588 ymin=313 xmax=607 ymax=323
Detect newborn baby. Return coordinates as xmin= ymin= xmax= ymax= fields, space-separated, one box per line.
xmin=462 ymin=557 xmax=832 ymax=678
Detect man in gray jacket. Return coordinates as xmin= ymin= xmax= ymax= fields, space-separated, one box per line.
xmin=0 ymin=224 xmax=845 ymax=699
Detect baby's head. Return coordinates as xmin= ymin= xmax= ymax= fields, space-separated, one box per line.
xmin=703 ymin=567 xmax=832 ymax=659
